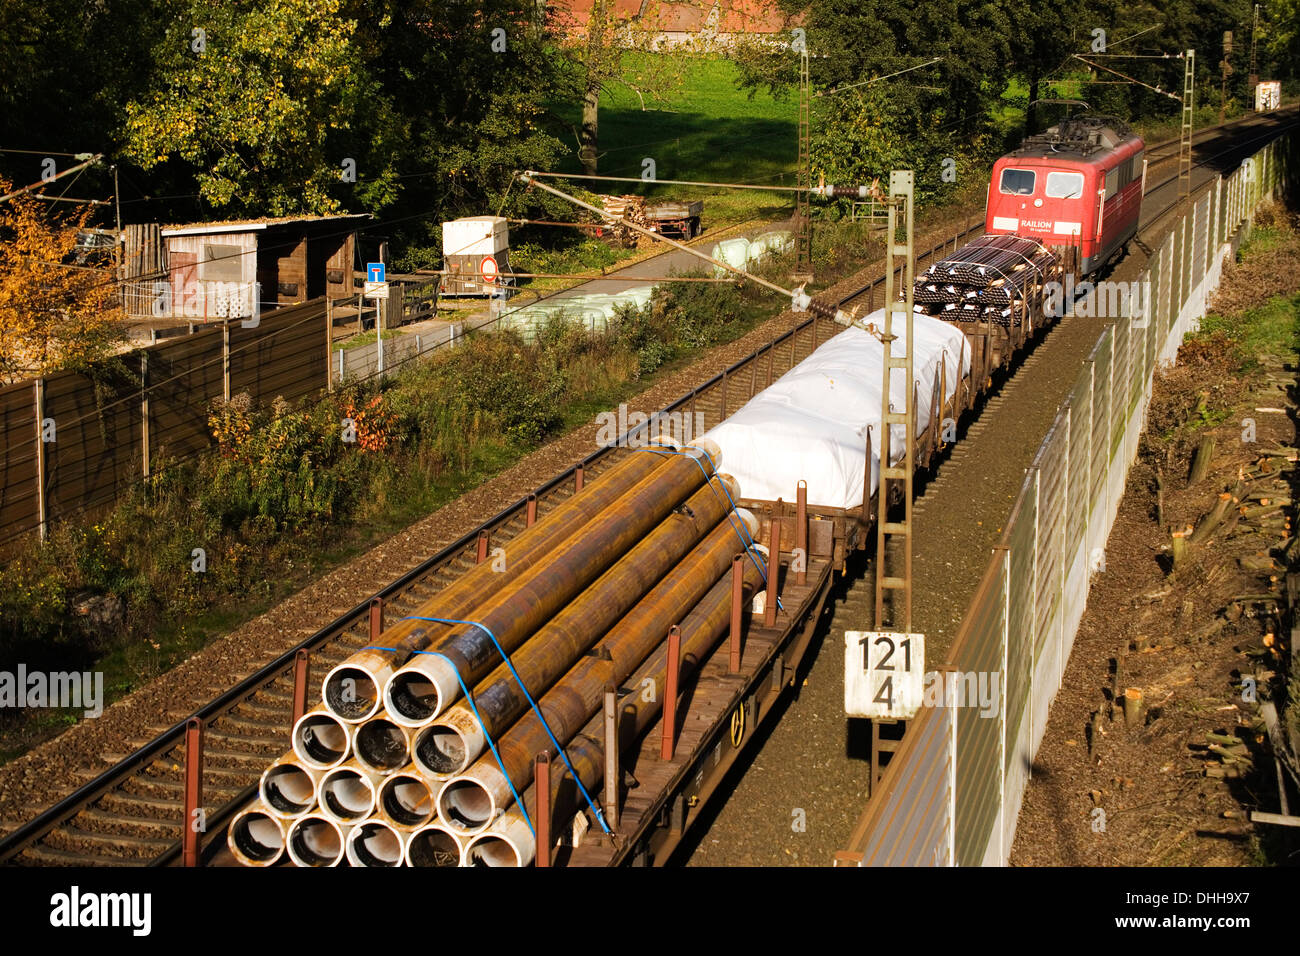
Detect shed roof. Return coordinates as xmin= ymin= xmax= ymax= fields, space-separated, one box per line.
xmin=159 ymin=213 xmax=369 ymax=238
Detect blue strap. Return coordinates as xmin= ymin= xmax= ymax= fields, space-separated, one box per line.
xmin=363 ymin=640 xmax=535 ymax=834
xmin=631 ymin=444 xmax=784 ymax=611
xmin=399 ymin=615 xmax=612 ymax=836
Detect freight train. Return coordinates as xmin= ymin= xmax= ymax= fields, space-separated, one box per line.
xmin=225 ymin=117 xmax=1149 ymax=868
xmin=986 ymin=114 xmax=1146 ymax=275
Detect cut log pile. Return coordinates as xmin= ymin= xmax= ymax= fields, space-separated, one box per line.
xmin=599 ymin=195 xmax=647 ymax=248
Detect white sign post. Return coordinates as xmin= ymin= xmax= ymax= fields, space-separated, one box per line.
xmin=845 ymin=630 xmax=925 ymax=719
xmin=364 ymin=278 xmax=390 ymax=375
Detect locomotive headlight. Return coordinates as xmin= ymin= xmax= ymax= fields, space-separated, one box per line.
xmin=1034 ymin=198 xmax=1043 ymax=207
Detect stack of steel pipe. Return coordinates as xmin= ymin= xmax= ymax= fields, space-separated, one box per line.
xmin=913 ymin=234 xmax=1060 ymax=327
xmin=229 ymin=437 xmax=767 ymax=866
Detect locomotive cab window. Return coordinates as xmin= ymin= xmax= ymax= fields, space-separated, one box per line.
xmin=999 ymin=168 xmax=1036 ymax=195
xmin=1045 ymin=171 xmax=1085 ymax=199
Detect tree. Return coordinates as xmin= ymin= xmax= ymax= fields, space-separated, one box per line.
xmin=551 ymin=0 xmax=687 ymax=175
xmin=123 ymin=0 xmax=398 ymax=216
xmin=0 ymin=181 xmax=126 ymax=384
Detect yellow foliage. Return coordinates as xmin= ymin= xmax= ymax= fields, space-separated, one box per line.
xmin=0 ymin=176 xmax=126 ymax=383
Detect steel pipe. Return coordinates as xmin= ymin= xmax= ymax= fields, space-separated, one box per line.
xmin=352 ymin=717 xmax=412 ymax=775
xmin=383 ymin=442 xmax=721 ymax=728
xmin=286 ymin=814 xmax=352 ymax=867
xmin=227 ymin=803 xmax=287 ymax=867
xmin=404 ymin=822 xmax=467 ymax=868
xmin=374 ymin=770 xmax=438 ymax=829
xmin=259 ymin=753 xmax=323 ymax=820
xmin=437 ymin=511 xmax=757 ymax=835
xmin=478 ymin=559 xmax=765 ymax=863
xmin=345 ymin=818 xmax=411 ymax=867
xmin=316 ymin=759 xmax=384 ymax=824
xmin=291 ymin=705 xmax=353 ymax=770
xmin=320 ymin=450 xmax=672 ymax=722
xmin=415 ymin=474 xmax=740 ymax=776
xmin=463 ymin=813 xmax=535 ymax=867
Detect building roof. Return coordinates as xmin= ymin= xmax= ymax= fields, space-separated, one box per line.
xmin=159 ymin=213 xmax=370 ymax=237
xmin=551 ymin=0 xmax=798 ymax=34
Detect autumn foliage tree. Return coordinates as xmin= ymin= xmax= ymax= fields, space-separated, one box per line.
xmin=0 ymin=180 xmax=126 ymax=384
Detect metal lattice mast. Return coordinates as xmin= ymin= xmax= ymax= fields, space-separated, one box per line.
xmin=873 ymin=170 xmax=916 ymax=634
xmin=1249 ymin=4 xmax=1260 ymax=90
xmin=1178 ymin=49 xmax=1195 ymax=201
xmin=794 ymin=49 xmax=813 ymax=281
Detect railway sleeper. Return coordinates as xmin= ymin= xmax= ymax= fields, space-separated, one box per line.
xmin=43 ymin=824 xmax=173 ymax=857
xmin=15 ymin=843 xmax=120 ymax=868
xmin=70 ymin=807 xmax=188 ymax=839
xmin=208 ymin=715 xmax=291 ymax=740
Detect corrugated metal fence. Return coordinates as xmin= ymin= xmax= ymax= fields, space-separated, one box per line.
xmin=841 ymin=132 xmax=1294 ymax=866
xmin=0 ymin=300 xmax=332 ymax=547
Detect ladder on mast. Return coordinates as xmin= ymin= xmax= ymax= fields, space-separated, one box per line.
xmin=794 ymin=49 xmax=813 ymax=282
xmin=1178 ymin=49 xmax=1196 ymax=202
xmin=869 ymin=171 xmax=916 ymax=789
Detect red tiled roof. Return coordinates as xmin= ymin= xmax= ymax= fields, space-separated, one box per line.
xmin=550 ymin=0 xmax=799 ymax=34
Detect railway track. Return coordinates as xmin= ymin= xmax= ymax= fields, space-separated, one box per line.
xmin=0 ymin=109 xmax=1292 ymax=867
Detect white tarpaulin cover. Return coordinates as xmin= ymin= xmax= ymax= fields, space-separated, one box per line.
xmin=500 ymin=285 xmax=656 ymax=340
xmin=704 ymin=309 xmax=971 ymax=510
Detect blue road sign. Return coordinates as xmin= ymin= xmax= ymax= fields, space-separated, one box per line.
xmin=367 ymin=262 xmax=386 ymax=283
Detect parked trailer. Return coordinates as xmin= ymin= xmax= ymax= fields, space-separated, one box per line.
xmin=646 ymin=200 xmax=704 ymax=240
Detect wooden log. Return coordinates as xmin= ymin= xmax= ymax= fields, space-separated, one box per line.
xmin=1188 ymin=435 xmax=1216 ymax=484
xmin=1171 ymin=527 xmax=1191 ymax=573
xmin=1122 ymin=688 xmax=1146 ymax=730
xmin=1190 ymin=492 xmax=1235 ymax=544
xmin=1205 ymin=731 xmax=1244 ymax=747
xmin=1241 ymin=504 xmax=1285 ymax=519
xmin=1240 ymin=554 xmax=1279 ymax=572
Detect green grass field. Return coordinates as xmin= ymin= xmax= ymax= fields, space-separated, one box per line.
xmin=555 ymin=57 xmax=799 ymax=228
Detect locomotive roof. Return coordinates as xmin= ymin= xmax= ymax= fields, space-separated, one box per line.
xmin=1007 ymin=114 xmax=1141 ymax=160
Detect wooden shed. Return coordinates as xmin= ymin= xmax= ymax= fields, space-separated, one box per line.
xmin=122 ymin=214 xmax=369 ymax=321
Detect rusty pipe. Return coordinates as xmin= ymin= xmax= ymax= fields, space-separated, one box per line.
xmin=227 ymin=803 xmax=287 ymax=867
xmin=352 ymin=717 xmax=412 ymax=775
xmin=405 ymin=822 xmax=467 ymax=867
xmin=478 ymin=559 xmax=764 ymax=863
xmin=291 ymin=705 xmax=353 ymax=770
xmin=374 ymin=769 xmax=438 ymax=829
xmin=384 ymin=442 xmax=722 ymax=728
xmin=345 ymin=818 xmax=412 ymax=867
xmin=286 ymin=814 xmax=352 ymax=867
xmin=259 ymin=752 xmax=323 ymax=819
xmin=321 ymin=450 xmax=672 ymax=722
xmin=316 ymin=758 xmax=384 ymax=823
xmin=437 ymin=510 xmax=758 ymax=834
xmin=414 ymin=474 xmax=740 ymax=776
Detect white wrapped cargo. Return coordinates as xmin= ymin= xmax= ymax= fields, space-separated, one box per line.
xmin=704 ymin=310 xmax=970 ymax=510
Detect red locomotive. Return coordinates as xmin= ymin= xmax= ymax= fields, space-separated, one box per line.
xmin=985 ymin=115 xmax=1145 ymax=275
